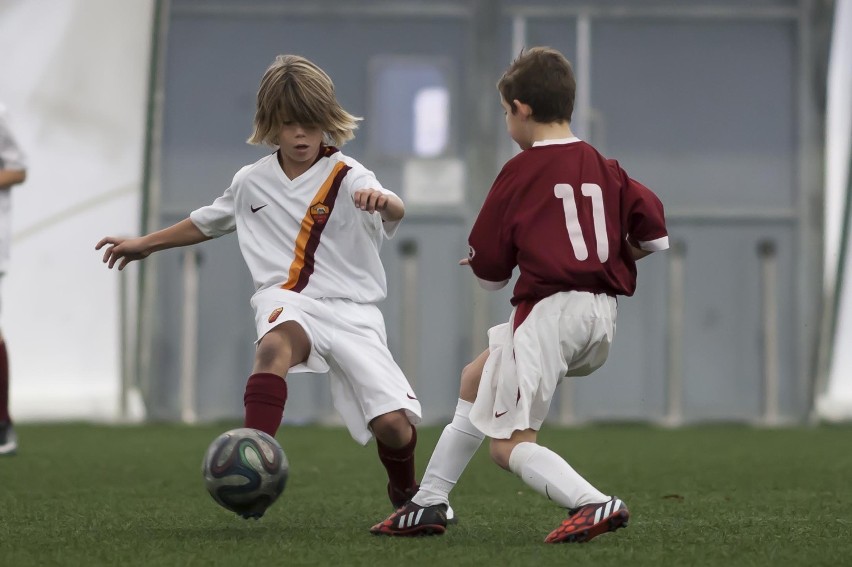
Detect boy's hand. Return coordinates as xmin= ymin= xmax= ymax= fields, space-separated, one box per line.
xmin=96 ymin=236 xmax=150 ymax=270
xmin=353 ymin=189 xmax=390 ymax=213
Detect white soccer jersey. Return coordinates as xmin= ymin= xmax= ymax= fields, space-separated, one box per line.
xmin=0 ymin=103 xmax=27 ymax=275
xmin=190 ymin=146 xmax=399 ymax=303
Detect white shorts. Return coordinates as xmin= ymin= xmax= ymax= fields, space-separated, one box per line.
xmin=251 ymin=287 xmax=421 ymax=445
xmin=469 ymin=291 xmax=617 ymax=439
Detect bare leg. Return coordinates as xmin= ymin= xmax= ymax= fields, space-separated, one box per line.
xmin=243 ymin=321 xmax=310 ymax=436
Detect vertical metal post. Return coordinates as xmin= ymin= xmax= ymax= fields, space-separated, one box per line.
xmin=467 ymin=0 xmax=501 ymax=358
xmin=399 ymin=240 xmax=419 ymax=390
xmin=795 ymin=0 xmax=822 ymax=423
xmin=180 ymin=248 xmax=201 ymax=424
xmin=511 ymin=15 xmax=526 ymax=57
xmin=575 ymin=13 xmax=592 ymax=141
xmin=665 ymin=241 xmax=686 ymax=426
xmin=119 ymin=265 xmax=145 ymax=422
xmin=119 ymin=268 xmax=130 ymax=419
xmin=137 ymin=0 xmax=171 ymax=418
xmin=758 ymin=240 xmax=781 ymax=425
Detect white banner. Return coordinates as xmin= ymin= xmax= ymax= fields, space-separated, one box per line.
xmin=819 ymin=0 xmax=852 ymax=420
xmin=0 ymin=0 xmax=153 ymax=421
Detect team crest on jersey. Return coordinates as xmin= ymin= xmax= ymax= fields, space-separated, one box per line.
xmin=268 ymin=307 xmax=284 ymax=323
xmin=310 ymin=203 xmax=330 ymax=225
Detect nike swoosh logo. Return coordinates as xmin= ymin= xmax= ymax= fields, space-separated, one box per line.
xmin=495 ymin=410 xmax=508 ymax=418
xmin=251 ymin=204 xmax=268 ymax=213
xmin=406 ymin=393 xmax=417 ymax=400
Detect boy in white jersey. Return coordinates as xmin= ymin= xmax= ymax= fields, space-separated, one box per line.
xmin=0 ymin=102 xmax=28 ymax=456
xmin=97 ymin=54 xmax=432 ymax=516
xmin=372 ymin=47 xmax=667 ymax=542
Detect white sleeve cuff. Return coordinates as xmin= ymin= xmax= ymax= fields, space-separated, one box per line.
xmin=477 ymin=277 xmax=510 ymax=290
xmin=381 ymin=218 xmax=401 ymax=239
xmin=638 ymin=235 xmax=669 ymax=251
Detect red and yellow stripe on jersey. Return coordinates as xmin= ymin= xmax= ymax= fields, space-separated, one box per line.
xmin=282 ymin=161 xmax=352 ymax=292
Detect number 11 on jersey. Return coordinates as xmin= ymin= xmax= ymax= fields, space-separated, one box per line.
xmin=554 ymin=183 xmax=609 ymax=262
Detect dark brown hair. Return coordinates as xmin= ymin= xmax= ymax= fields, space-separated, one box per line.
xmin=497 ymin=47 xmax=575 ymax=123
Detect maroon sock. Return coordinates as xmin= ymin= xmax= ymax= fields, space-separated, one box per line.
xmin=0 ymin=341 xmax=9 ymax=423
xmin=243 ymin=373 xmax=287 ymax=436
xmin=377 ymin=426 xmax=418 ymax=496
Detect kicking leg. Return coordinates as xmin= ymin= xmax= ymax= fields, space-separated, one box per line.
xmin=243 ymin=321 xmax=310 ymax=436
xmin=370 ymin=349 xmax=489 ymax=536
xmin=492 ymin=433 xmax=628 ymax=543
xmin=371 ymin=409 xmax=418 ymax=508
xmin=493 ymin=433 xmax=608 ymax=508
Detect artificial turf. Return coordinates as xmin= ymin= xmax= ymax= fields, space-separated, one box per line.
xmin=1 ymin=423 xmax=850 ymax=566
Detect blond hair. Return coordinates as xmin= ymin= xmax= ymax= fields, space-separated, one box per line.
xmin=248 ymin=55 xmax=361 ymax=147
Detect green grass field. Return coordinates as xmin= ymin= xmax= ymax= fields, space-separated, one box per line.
xmin=1 ymin=423 xmax=850 ymax=566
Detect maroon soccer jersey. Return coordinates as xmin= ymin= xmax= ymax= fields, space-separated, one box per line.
xmin=468 ymin=138 xmax=668 ymax=307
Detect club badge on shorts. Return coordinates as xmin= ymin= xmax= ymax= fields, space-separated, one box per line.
xmin=268 ymin=307 xmax=284 ymax=323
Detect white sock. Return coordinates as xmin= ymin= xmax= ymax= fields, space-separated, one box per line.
xmin=508 ymin=442 xmax=608 ymax=509
xmin=412 ymin=399 xmax=485 ymax=507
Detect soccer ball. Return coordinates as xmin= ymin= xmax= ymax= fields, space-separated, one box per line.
xmin=201 ymin=428 xmax=289 ymax=519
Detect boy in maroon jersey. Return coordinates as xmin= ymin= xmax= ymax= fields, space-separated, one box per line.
xmin=371 ymin=47 xmax=668 ymax=542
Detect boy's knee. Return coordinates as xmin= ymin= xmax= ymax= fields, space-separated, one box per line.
xmin=253 ymin=322 xmax=310 ymax=374
xmin=370 ymin=410 xmax=412 ymax=445
xmin=490 ymin=430 xmax=538 ymax=471
xmin=254 ymin=339 xmax=283 ymax=369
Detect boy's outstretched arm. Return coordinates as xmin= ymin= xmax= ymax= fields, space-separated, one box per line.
xmin=96 ymin=218 xmax=211 ymax=270
xmin=353 ymin=189 xmax=405 ymax=222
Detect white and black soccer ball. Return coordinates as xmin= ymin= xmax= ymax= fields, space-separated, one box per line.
xmin=202 ymin=428 xmax=289 ymax=519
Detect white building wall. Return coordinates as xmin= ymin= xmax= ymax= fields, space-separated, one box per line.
xmin=0 ymin=0 xmax=153 ymax=421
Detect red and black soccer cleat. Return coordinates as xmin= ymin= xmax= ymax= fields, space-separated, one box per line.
xmin=545 ymin=496 xmax=629 ymax=544
xmin=370 ymin=501 xmax=448 ymax=537
xmin=386 ymin=483 xmax=458 ymax=524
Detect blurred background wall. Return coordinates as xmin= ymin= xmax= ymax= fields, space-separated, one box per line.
xmin=2 ymin=0 xmax=849 ymax=426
